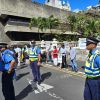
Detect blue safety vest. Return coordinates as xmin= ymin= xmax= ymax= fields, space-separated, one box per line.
xmin=85 ymin=49 xmax=100 ymax=78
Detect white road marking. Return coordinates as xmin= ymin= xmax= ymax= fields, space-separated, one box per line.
xmin=27 ymin=78 xmax=33 ymax=84
xmin=34 ymin=83 xmax=53 ymax=94
xmin=27 ymin=78 xmax=54 ymax=94
xmin=45 ymin=91 xmax=64 ymax=100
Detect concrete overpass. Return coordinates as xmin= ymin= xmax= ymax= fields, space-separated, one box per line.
xmin=0 ymin=0 xmax=71 ymax=42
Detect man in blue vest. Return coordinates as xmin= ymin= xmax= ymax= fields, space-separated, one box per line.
xmin=84 ymin=37 xmax=100 ymax=100
xmin=28 ymin=40 xmax=41 ymax=85
xmin=0 ymin=43 xmax=16 ymax=100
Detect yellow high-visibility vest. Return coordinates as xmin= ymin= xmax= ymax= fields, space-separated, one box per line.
xmin=27 ymin=47 xmax=38 ymax=61
xmin=85 ymin=49 xmax=100 ymax=78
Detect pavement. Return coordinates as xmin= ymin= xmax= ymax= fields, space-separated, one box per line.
xmin=0 ymin=63 xmax=85 ymax=100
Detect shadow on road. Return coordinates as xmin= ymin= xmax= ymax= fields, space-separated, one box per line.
xmin=41 ymin=72 xmax=52 ymax=82
xmin=16 ymin=85 xmax=32 ymax=100
xmin=16 ymin=72 xmax=30 ymax=81
xmin=19 ymin=64 xmax=28 ymax=70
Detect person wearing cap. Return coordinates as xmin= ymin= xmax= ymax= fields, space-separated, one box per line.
xmin=27 ymin=40 xmax=42 ymax=85
xmin=0 ymin=43 xmax=16 ymax=100
xmin=84 ymin=37 xmax=100 ymax=100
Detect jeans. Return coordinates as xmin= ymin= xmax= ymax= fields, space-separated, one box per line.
xmin=71 ymin=59 xmax=78 ymax=71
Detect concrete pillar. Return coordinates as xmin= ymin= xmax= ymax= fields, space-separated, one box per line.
xmin=0 ymin=21 xmax=10 ymax=42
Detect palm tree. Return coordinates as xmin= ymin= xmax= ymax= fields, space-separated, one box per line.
xmin=29 ymin=15 xmax=60 ymax=40
xmin=29 ymin=17 xmax=37 ymax=29
xmin=47 ymin=15 xmax=60 ymax=33
xmin=29 ymin=17 xmax=42 ymax=41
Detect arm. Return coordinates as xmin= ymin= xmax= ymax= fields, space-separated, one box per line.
xmin=8 ymin=60 xmax=16 ymax=73
xmin=37 ymin=48 xmax=41 ymax=65
xmin=95 ymin=55 xmax=100 ymax=68
xmin=38 ymin=54 xmax=41 ymax=62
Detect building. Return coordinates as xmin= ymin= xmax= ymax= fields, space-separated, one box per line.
xmin=45 ymin=0 xmax=71 ymax=11
xmin=85 ymin=4 xmax=100 ymax=18
xmin=0 ymin=0 xmax=71 ymax=43
xmin=87 ymin=4 xmax=100 ymax=11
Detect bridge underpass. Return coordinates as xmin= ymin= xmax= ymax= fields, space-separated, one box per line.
xmin=6 ymin=31 xmax=55 ymax=41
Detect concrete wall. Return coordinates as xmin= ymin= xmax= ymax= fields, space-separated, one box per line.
xmin=0 ymin=0 xmax=72 ymax=42
xmin=0 ymin=0 xmax=70 ymax=20
xmin=5 ymin=24 xmax=62 ymax=33
xmin=0 ymin=21 xmax=10 ymax=42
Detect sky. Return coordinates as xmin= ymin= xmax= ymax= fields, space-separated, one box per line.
xmin=32 ymin=0 xmax=99 ymax=11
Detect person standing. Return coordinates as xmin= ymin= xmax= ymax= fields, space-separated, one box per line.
xmin=52 ymin=46 xmax=58 ymax=66
xmin=59 ymin=44 xmax=67 ymax=68
xmin=24 ymin=44 xmax=30 ymax=65
xmin=41 ymin=47 xmax=47 ymax=63
xmin=84 ymin=37 xmax=100 ymax=100
xmin=0 ymin=43 xmax=16 ymax=100
xmin=27 ymin=40 xmax=42 ymax=85
xmin=69 ymin=43 xmax=78 ymax=72
xmin=14 ymin=45 xmax=21 ymax=67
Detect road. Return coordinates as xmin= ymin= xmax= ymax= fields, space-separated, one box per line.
xmin=0 ymin=63 xmax=85 ymax=100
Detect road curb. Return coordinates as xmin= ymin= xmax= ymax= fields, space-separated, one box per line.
xmin=41 ymin=64 xmax=86 ymax=79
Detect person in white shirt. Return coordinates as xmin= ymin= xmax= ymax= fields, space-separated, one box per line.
xmin=69 ymin=43 xmax=78 ymax=72
xmin=14 ymin=45 xmax=21 ymax=67
xmin=59 ymin=44 xmax=67 ymax=68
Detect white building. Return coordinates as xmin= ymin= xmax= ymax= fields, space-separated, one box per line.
xmin=45 ymin=0 xmax=71 ymax=11
xmin=87 ymin=4 xmax=100 ymax=11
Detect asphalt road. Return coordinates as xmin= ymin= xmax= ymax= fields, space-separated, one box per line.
xmin=0 ymin=64 xmax=85 ymax=100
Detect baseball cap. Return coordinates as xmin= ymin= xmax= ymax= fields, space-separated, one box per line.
xmin=0 ymin=43 xmax=8 ymax=49
xmin=86 ymin=37 xmax=100 ymax=46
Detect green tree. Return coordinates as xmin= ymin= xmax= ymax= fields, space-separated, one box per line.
xmin=47 ymin=15 xmax=60 ymax=33
xmin=29 ymin=15 xmax=60 ymax=40
xmin=67 ymin=15 xmax=77 ymax=32
xmin=29 ymin=17 xmax=37 ymax=29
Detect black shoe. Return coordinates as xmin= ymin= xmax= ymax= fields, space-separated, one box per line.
xmin=37 ymin=81 xmax=41 ymax=85
xmin=33 ymin=79 xmax=37 ymax=82
xmin=75 ymin=69 xmax=78 ymax=72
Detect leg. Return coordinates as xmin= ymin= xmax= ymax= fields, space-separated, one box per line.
xmin=30 ymin=61 xmax=37 ymax=81
xmin=62 ymin=56 xmax=64 ymax=68
xmin=64 ymin=55 xmax=67 ymax=68
xmin=34 ymin=61 xmax=41 ymax=82
xmin=84 ymin=78 xmax=92 ymax=100
xmin=71 ymin=59 xmax=74 ymax=71
xmin=2 ymin=71 xmax=15 ymax=100
xmin=89 ymin=79 xmax=99 ymax=100
xmin=98 ymin=78 xmax=100 ymax=100
xmin=73 ymin=59 xmax=78 ymax=71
